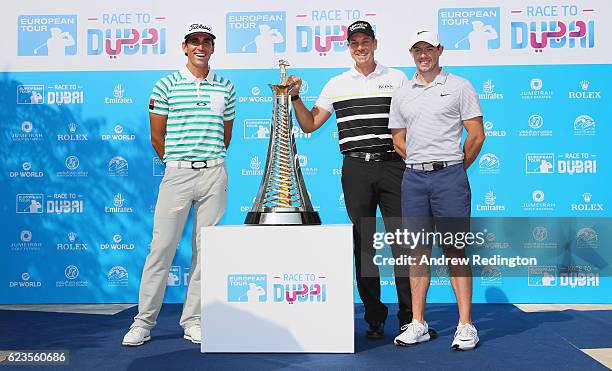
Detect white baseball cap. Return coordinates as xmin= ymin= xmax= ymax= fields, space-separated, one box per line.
xmin=184 ymin=22 xmax=216 ymax=40
xmin=409 ymin=29 xmax=440 ymax=49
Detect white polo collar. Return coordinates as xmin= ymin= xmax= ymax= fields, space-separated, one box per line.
xmin=411 ymin=68 xmax=449 ymax=87
xmin=349 ymin=61 xmax=386 ymax=78
xmin=179 ymin=65 xmax=216 ymax=84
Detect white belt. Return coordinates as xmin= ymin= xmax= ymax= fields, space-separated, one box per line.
xmin=406 ymin=160 xmax=463 ymax=171
xmin=165 ymin=158 xmax=224 ymax=169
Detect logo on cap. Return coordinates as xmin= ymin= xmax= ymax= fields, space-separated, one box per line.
xmin=186 ymin=23 xmax=215 ymax=39
xmin=347 ymin=21 xmax=375 ymax=40
xmin=190 ymin=23 xmax=211 ymax=33
xmin=349 ymin=22 xmax=368 ymax=32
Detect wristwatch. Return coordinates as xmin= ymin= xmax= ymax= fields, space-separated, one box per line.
xmin=291 ymin=94 xmax=300 ymax=101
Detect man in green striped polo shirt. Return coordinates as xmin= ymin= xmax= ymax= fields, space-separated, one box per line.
xmin=122 ymin=22 xmax=236 ymax=347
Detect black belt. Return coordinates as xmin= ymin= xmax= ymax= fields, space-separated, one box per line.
xmin=344 ymin=151 xmax=402 ymax=162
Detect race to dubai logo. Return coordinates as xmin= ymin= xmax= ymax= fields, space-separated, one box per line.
xmin=510 ymin=5 xmax=595 ymax=52
xmin=295 ymin=9 xmax=375 ymax=56
xmin=86 ymin=12 xmax=166 ymax=59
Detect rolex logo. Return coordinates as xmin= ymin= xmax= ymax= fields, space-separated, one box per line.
xmin=68 ymin=232 xmax=77 ymax=242
xmin=582 ymin=192 xmax=592 ymax=203
xmin=68 ymin=122 xmax=77 ymax=133
xmin=580 ymin=80 xmax=590 ymax=91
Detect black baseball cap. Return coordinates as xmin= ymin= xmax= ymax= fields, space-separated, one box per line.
xmin=346 ymin=21 xmax=375 ymax=41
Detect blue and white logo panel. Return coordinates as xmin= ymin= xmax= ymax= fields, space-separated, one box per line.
xmin=226 ymin=12 xmax=286 ymax=54
xmin=227 ymin=274 xmax=267 ymax=302
xmin=439 ymin=7 xmax=500 ymax=51
xmin=17 ymin=15 xmax=77 ymax=56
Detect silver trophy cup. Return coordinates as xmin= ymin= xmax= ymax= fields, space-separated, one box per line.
xmin=245 ymin=60 xmax=321 ymax=225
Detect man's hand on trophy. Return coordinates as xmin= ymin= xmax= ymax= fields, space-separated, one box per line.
xmin=285 ymin=75 xmax=302 ymax=96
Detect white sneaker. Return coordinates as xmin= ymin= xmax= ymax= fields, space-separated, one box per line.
xmin=122 ymin=326 xmax=151 ymax=346
xmin=394 ymin=319 xmax=431 ymax=346
xmin=451 ymin=323 xmax=479 ymax=351
xmin=184 ymin=325 xmax=202 ymax=344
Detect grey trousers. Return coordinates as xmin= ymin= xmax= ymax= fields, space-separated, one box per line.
xmin=132 ymin=164 xmax=227 ymax=330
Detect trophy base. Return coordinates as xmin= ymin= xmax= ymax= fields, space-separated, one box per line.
xmin=245 ymin=211 xmax=321 ymax=225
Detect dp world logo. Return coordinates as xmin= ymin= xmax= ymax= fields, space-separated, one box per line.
xmin=226 ymin=12 xmax=286 ymax=54
xmin=18 ymin=15 xmax=77 ymax=57
xmin=438 ymin=7 xmax=500 ymax=51
xmin=227 ymin=274 xmax=267 ymax=302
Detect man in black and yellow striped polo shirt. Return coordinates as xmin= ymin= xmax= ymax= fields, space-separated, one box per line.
xmin=123 ymin=22 xmax=236 ymax=347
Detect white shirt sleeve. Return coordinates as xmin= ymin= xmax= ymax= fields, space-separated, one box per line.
xmin=388 ymin=89 xmax=406 ymax=129
xmin=314 ymin=79 xmax=334 ymax=114
xmin=460 ymin=80 xmax=483 ymax=121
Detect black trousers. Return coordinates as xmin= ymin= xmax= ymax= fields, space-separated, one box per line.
xmin=341 ymin=156 xmax=413 ymax=326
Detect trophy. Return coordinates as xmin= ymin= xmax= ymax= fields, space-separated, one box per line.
xmin=245 ymin=60 xmax=321 ymax=225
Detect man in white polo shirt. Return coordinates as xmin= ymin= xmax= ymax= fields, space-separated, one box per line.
xmin=122 ymin=22 xmax=236 ymax=346
xmin=286 ymin=20 xmax=431 ymax=340
xmin=389 ymin=29 xmax=485 ymax=350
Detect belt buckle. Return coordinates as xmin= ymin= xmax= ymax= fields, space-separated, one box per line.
xmin=365 ymin=153 xmax=371 ymax=162
xmin=432 ymin=162 xmax=445 ymax=171
xmin=191 ymin=161 xmax=207 ymax=169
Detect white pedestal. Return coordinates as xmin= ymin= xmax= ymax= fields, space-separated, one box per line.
xmin=200 ymin=225 xmax=354 ymax=353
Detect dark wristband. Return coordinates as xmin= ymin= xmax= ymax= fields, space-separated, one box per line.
xmin=291 ymin=94 xmax=300 ymax=102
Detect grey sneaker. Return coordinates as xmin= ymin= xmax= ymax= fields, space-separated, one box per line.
xmin=122 ymin=326 xmax=151 ymax=346
xmin=451 ymin=323 xmax=479 ymax=351
xmin=394 ymin=319 xmax=431 ymax=346
xmin=184 ymin=324 xmax=202 ymax=344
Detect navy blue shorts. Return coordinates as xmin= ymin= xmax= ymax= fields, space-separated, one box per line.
xmin=401 ymin=163 xmax=471 ymax=249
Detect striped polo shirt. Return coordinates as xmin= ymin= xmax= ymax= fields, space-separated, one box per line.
xmin=388 ymin=69 xmax=482 ymax=163
xmin=149 ymin=66 xmax=236 ymax=162
xmin=315 ymin=62 xmax=408 ymax=153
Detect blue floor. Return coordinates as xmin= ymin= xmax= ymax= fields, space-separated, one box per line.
xmin=0 ymin=304 xmax=610 ymax=370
